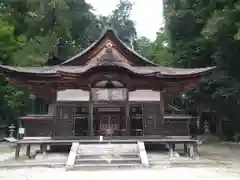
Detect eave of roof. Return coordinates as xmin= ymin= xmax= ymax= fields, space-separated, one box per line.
xmin=0 ymin=64 xmax=216 ymax=79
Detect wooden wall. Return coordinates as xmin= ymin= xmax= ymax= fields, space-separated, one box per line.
xmin=22 ymin=119 xmax=53 ymax=137
xmin=141 ymin=103 xmax=162 ymax=135
xmin=21 ymin=101 xmax=190 ymax=137
xmin=54 ymin=103 xmax=76 ymax=136
xmin=163 ymin=119 xmax=189 ymax=136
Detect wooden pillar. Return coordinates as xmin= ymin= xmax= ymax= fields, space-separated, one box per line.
xmin=15 ymin=144 xmax=20 ymax=160
xmin=169 ymin=143 xmax=174 ymax=159
xmin=189 ymin=143 xmax=194 ymax=157
xmin=26 ymin=144 xmax=31 ymax=158
xmin=184 ymin=144 xmax=188 ymax=155
xmin=40 ymin=144 xmax=44 ymax=153
xmin=52 ymin=92 xmax=57 ymax=137
xmin=141 ymin=104 xmax=144 ymax=136
xmin=88 ymin=103 xmax=93 ymax=136
xmin=43 ymin=144 xmax=47 ymax=155
xmin=125 ymin=89 xmax=130 ymax=135
xmin=125 ymin=103 xmax=130 ymax=135
xmin=172 ymin=144 xmax=175 ymax=151
xmin=160 ymin=90 xmax=165 ymax=124
xmin=88 ymin=87 xmax=93 ymax=136
xmin=194 ymin=142 xmax=199 ymax=157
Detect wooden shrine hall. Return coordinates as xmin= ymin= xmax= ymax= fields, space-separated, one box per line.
xmin=0 ymin=27 xmax=214 ymax=142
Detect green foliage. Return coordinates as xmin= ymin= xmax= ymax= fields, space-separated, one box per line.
xmin=0 ymin=0 xmax=141 ymax=127
xmin=151 ymin=30 xmax=173 ymax=66
xmin=13 ymin=32 xmax=58 ymax=66
xmin=0 ymin=17 xmax=29 ymax=125
xmin=0 ymin=19 xmax=19 ymax=64
xmin=135 ymin=36 xmax=154 ymax=59
xmin=105 ymin=0 xmax=137 ymax=46
xmin=135 ymin=29 xmax=173 ymax=66
xmin=164 ymin=0 xmax=240 ymax=136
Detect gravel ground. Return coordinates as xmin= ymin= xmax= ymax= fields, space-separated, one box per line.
xmin=1 ymin=142 xmax=240 ymax=179
xmin=0 ymin=166 xmax=240 ymax=180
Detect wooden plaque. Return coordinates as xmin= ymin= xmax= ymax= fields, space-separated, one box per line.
xmin=91 ymin=88 xmax=127 ymax=101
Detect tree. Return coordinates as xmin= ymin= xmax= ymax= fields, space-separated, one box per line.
xmin=1 ymin=0 xmax=103 ymax=65
xmin=164 ymin=0 xmax=215 ymax=68
xmin=201 ymin=0 xmax=240 ymax=135
xmin=0 ymin=19 xmax=20 ymax=64
xmin=135 ymin=36 xmax=154 ymax=59
xmin=135 ymin=29 xmax=173 ymax=66
xmin=150 ymin=29 xmax=173 ymax=66
xmin=0 ymin=19 xmax=28 ymax=126
xmin=0 ymin=0 xmax=103 ymax=126
xmin=164 ymin=0 xmax=240 ymax=138
xmin=106 ymin=0 xmax=137 ymax=46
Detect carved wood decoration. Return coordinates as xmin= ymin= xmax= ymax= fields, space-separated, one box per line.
xmin=87 ymin=40 xmax=130 ymax=65
xmin=62 ymin=28 xmax=156 ymax=66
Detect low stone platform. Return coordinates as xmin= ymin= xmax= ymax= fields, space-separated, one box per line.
xmin=0 ymin=151 xmax=217 ymax=169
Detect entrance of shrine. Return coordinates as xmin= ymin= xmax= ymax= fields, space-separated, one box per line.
xmin=94 ymin=107 xmax=124 ymax=136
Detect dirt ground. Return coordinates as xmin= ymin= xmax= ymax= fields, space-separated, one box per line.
xmin=200 ymin=142 xmax=240 ymax=168
xmin=1 ymin=166 xmax=240 ymax=180
xmin=0 ymin=142 xmax=240 ymax=180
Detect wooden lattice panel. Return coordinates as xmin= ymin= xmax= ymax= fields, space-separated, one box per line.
xmin=54 ymin=103 xmax=75 ymax=136
xmin=142 ymin=103 xmax=163 ymax=135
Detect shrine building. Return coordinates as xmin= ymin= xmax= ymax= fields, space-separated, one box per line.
xmin=0 ymin=27 xmax=214 ymax=139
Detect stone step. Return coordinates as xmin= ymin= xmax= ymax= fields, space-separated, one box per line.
xmin=78 ymin=144 xmax=139 ymax=153
xmin=66 ymin=142 xmax=147 ymax=170
xmin=68 ymin=163 xmax=143 ymax=170
xmin=75 ymin=158 xmax=141 ymax=164
xmin=76 ymin=143 xmax=141 ymax=165
xmin=76 ymin=153 xmax=139 ymax=159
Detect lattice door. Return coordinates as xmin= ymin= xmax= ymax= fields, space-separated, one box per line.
xmin=99 ymin=113 xmax=120 ymax=136
xmin=54 ymin=103 xmax=75 ymax=136
xmin=142 ymin=103 xmax=162 ymax=135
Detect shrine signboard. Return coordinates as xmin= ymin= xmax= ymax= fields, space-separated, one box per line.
xmin=91 ymin=88 xmax=127 ymax=101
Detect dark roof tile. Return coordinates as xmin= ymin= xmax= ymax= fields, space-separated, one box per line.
xmin=0 ymin=64 xmax=215 ymax=77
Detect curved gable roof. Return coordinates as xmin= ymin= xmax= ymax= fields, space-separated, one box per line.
xmin=60 ymin=27 xmax=157 ymax=66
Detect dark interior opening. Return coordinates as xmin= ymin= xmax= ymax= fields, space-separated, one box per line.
xmin=74 ymin=106 xmax=89 ymax=136
xmin=94 ymin=106 xmax=124 ymax=136
xmin=130 ymin=105 xmax=143 ymax=136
